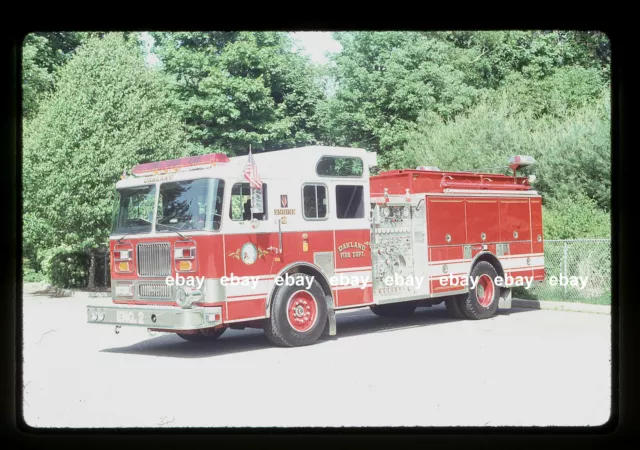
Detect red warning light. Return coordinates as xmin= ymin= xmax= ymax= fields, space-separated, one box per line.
xmin=131 ymin=153 xmax=230 ymax=176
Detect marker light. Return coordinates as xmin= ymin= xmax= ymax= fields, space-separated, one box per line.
xmin=114 ymin=243 xmax=133 ymax=273
xmin=174 ymin=241 xmax=196 ymax=272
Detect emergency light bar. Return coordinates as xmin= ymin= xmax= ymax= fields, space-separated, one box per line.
xmin=131 ymin=153 xmax=230 ymax=176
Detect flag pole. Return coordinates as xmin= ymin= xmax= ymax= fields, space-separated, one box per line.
xmin=249 ymin=144 xmax=253 ymax=222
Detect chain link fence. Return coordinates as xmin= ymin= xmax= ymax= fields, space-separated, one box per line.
xmin=514 ymin=239 xmax=611 ymax=305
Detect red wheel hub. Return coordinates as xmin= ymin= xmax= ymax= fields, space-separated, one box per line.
xmin=476 ymin=274 xmax=495 ymax=307
xmin=286 ymin=291 xmax=318 ymax=332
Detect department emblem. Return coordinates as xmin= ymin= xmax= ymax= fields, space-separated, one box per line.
xmin=241 ymin=242 xmax=258 ymax=265
xmin=280 ymin=195 xmax=288 ymax=208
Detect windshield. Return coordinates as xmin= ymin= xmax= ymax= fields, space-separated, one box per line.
xmin=156 ymin=178 xmax=225 ymax=232
xmin=111 ymin=185 xmax=156 ymax=235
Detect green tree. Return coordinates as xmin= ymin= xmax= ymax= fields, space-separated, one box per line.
xmin=318 ymin=32 xmax=483 ymax=166
xmin=22 ymin=32 xmax=85 ymax=119
xmin=429 ymin=30 xmax=610 ymax=89
xmin=22 ymin=32 xmax=145 ymax=119
xmin=150 ymin=32 xmax=324 ymax=155
xmin=23 ymin=33 xmax=193 ymax=287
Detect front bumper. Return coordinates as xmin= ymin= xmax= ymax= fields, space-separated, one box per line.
xmin=86 ymin=304 xmax=223 ymax=330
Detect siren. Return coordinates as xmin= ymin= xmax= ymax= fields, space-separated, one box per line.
xmin=131 ymin=153 xmax=230 ymax=176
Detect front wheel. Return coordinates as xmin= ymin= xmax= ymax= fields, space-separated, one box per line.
xmin=177 ymin=327 xmax=226 ymax=342
xmin=264 ymin=273 xmax=328 ymax=347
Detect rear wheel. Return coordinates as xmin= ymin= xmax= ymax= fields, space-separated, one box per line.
xmin=370 ymin=301 xmax=418 ymax=317
xmin=444 ymin=294 xmax=468 ymax=319
xmin=264 ymin=273 xmax=328 ymax=347
xmin=177 ymin=327 xmax=226 ymax=342
xmin=460 ymin=261 xmax=500 ymax=320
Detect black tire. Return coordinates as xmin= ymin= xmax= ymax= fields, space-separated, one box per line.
xmin=369 ymin=301 xmax=418 ymax=317
xmin=177 ymin=327 xmax=226 ymax=342
xmin=264 ymin=273 xmax=328 ymax=347
xmin=460 ymin=261 xmax=500 ymax=320
xmin=444 ymin=294 xmax=468 ymax=319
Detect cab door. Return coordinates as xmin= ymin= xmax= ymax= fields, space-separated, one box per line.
xmin=332 ymin=182 xmax=373 ymax=307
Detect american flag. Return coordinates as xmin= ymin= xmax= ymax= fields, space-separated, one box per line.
xmin=244 ymin=147 xmax=262 ymax=189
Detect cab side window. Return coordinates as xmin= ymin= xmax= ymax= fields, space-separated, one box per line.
xmin=230 ymin=182 xmax=268 ymax=221
xmin=302 ymin=184 xmax=327 ymax=220
xmin=336 ymin=185 xmax=364 ymax=219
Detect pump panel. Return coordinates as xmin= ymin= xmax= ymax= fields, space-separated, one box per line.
xmin=370 ymin=202 xmax=427 ymax=304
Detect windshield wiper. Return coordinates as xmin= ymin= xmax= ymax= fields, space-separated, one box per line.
xmin=117 ymin=234 xmax=130 ymax=244
xmin=157 ymin=223 xmax=189 ymax=240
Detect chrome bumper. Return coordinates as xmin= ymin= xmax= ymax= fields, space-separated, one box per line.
xmin=86 ymin=304 xmax=223 ymax=330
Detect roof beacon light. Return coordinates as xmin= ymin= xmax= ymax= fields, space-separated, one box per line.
xmin=508 ymin=155 xmax=535 ymax=179
xmin=416 ymin=166 xmax=440 ymax=171
xmin=508 ymin=155 xmax=535 ymax=171
xmin=131 ymin=153 xmax=230 ymax=177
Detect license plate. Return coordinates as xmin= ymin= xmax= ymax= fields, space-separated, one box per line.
xmin=116 ymin=310 xmax=145 ymax=325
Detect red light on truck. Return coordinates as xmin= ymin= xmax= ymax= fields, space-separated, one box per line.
xmin=114 ymin=243 xmax=133 ymax=273
xmin=174 ymin=241 xmax=196 ymax=272
xmin=131 ymin=153 xmax=230 ymax=176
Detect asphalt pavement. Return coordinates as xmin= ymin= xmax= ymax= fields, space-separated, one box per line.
xmin=21 ymin=283 xmax=611 ymax=428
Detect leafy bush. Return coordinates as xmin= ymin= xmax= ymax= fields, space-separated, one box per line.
xmin=22 ymin=259 xmax=47 ymax=283
xmin=543 ymin=192 xmax=610 ymax=240
xmin=37 ymin=246 xmax=90 ymax=288
xmin=47 ymin=251 xmax=90 ymax=289
xmin=401 ymin=91 xmax=610 ymax=210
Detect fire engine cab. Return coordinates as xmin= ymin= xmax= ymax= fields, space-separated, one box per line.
xmin=87 ymin=146 xmax=544 ymax=347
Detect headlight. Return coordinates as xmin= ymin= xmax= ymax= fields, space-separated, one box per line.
xmin=176 ymin=288 xmax=188 ymax=307
xmin=115 ymin=283 xmax=134 ymax=297
xmin=97 ymin=310 xmax=105 ymax=321
xmin=175 ymin=287 xmax=202 ymax=309
xmin=89 ymin=310 xmax=98 ymax=321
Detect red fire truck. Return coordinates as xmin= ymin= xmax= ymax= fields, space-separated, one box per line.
xmin=87 ymin=146 xmax=544 ymax=347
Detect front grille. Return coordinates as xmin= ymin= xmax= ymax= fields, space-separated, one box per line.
xmin=137 ymin=242 xmax=171 ymax=277
xmin=138 ymin=282 xmax=172 ymax=299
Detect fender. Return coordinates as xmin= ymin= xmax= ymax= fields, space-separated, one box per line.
xmin=265 ymin=261 xmax=337 ymax=335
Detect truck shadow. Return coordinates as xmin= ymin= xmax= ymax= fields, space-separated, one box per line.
xmin=100 ymin=305 xmax=535 ymax=359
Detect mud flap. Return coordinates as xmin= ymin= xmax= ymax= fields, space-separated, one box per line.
xmin=498 ymin=287 xmax=512 ymax=309
xmin=322 ymin=294 xmax=337 ymax=336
